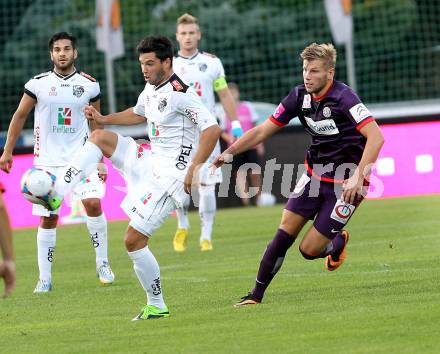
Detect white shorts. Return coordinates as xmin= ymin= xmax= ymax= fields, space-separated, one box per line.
xmin=112 ymin=134 xmax=184 ymax=237
xmin=32 ymin=165 xmax=105 ymax=217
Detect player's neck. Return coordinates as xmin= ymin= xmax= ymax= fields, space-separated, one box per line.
xmin=155 ymin=71 xmax=174 ymax=88
xmin=178 ymin=48 xmax=198 ymax=58
xmin=312 ymin=80 xmax=334 ymax=101
xmin=53 ymin=66 xmax=76 ymax=77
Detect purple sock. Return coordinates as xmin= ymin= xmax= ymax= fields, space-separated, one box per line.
xmin=251 ymin=229 xmax=295 ymax=301
xmin=319 ymin=232 xmax=346 ymax=259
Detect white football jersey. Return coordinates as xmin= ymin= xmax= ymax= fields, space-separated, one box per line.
xmin=132 ymin=73 xmax=218 ymax=183
xmin=173 ymin=51 xmax=225 ymax=114
xmin=24 ymin=70 xmax=100 ymax=166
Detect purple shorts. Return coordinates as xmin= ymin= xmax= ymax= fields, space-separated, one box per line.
xmin=285 ymin=173 xmax=364 ymax=239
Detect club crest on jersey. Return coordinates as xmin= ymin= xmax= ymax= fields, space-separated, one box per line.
xmin=158 ymin=97 xmax=167 ymax=112
xmin=73 ymin=85 xmax=84 ymax=98
xmin=198 ymin=63 xmax=208 ymax=72
xmin=323 ymin=106 xmax=331 ymax=118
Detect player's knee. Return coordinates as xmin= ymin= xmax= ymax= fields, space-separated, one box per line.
xmin=124 ymin=230 xmax=147 ymax=252
xmin=41 ymin=215 xmax=58 ymax=228
xmin=89 ymin=129 xmax=108 ymax=147
xmin=299 ymin=247 xmax=319 ymax=260
xmin=82 ymin=199 xmax=102 ymax=216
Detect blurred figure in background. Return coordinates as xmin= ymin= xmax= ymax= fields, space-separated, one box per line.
xmin=0 ymin=181 xmax=16 ymax=298
xmin=221 ymin=82 xmax=264 ymax=207
xmin=173 ymin=13 xmax=243 ymax=252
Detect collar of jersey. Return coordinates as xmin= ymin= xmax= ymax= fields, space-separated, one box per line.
xmin=154 ymin=73 xmax=176 ymax=91
xmin=176 ymin=50 xmax=199 ymax=60
xmin=52 ymin=69 xmax=77 ymax=81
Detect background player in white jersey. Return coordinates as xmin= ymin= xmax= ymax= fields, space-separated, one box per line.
xmin=0 ymin=32 xmax=114 ymax=293
xmin=50 ymin=36 xmax=221 ymax=320
xmin=173 ymin=13 xmax=243 ymax=252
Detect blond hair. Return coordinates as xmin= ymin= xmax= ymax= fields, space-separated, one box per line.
xmin=300 ymin=43 xmax=337 ymax=69
xmin=177 ymin=13 xmax=199 ymax=27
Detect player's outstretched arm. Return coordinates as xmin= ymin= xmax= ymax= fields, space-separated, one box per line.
xmin=84 ymin=105 xmax=145 ymax=126
xmin=0 ymin=94 xmax=35 ymax=173
xmin=211 ymin=118 xmax=281 ymax=168
xmin=0 ymin=193 xmax=16 ymax=298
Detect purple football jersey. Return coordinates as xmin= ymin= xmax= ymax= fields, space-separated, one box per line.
xmin=270 ymin=80 xmax=374 ymax=182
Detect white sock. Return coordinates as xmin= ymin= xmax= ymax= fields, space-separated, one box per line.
xmin=176 ymin=207 xmax=189 ymax=229
xmin=128 ymin=246 xmax=166 ymax=309
xmin=56 ymin=141 xmax=103 ymax=197
xmin=199 ymin=185 xmax=216 ymax=241
xmin=37 ymin=227 xmax=56 ymax=281
xmin=86 ymin=213 xmax=108 ymax=267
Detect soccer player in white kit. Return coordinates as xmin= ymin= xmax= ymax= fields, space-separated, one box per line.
xmin=173 ymin=13 xmax=243 ymax=252
xmin=0 ymin=32 xmax=114 ymax=293
xmin=51 ymin=36 xmax=221 ymax=319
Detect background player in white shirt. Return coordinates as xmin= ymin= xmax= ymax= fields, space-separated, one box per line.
xmin=51 ymin=36 xmax=221 ymax=320
xmin=173 ymin=13 xmax=243 ymax=252
xmin=0 ymin=32 xmax=114 ymax=293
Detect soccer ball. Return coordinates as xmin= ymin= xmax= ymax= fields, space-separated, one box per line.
xmin=20 ymin=168 xmax=57 ymax=206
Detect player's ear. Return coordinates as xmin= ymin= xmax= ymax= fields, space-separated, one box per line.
xmin=327 ymin=67 xmax=335 ymax=80
xmin=73 ymin=48 xmax=78 ymax=60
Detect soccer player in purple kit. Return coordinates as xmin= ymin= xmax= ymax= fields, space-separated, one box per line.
xmin=212 ymin=43 xmax=384 ymax=306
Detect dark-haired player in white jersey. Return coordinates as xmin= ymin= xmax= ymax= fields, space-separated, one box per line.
xmin=0 ymin=32 xmax=114 ymax=293
xmin=49 ymin=36 xmax=221 ymax=320
xmin=172 ymin=13 xmax=243 ymax=252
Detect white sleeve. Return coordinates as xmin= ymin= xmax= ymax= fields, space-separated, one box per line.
xmin=90 ymin=82 xmax=101 ymax=102
xmin=175 ymin=89 xmax=218 ymax=131
xmin=24 ymin=79 xmax=37 ymax=99
xmin=214 ymin=57 xmax=226 ymax=79
xmin=132 ymin=89 xmax=147 ymax=118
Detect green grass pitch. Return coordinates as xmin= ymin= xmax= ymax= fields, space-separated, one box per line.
xmin=1 ymin=195 xmax=440 ymax=353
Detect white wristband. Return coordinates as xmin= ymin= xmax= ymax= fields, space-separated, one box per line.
xmin=231 ymin=120 xmax=242 ymax=129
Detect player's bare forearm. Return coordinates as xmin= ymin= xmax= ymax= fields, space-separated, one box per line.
xmin=217 ymin=88 xmax=238 ymax=121
xmin=0 ymin=195 xmax=13 ymax=262
xmin=103 ymin=108 xmax=145 ymax=126
xmin=85 ymin=106 xmax=145 ymax=126
xmin=225 ymin=119 xmax=281 ymax=156
xmin=2 ymin=114 xmax=26 ymax=154
xmin=89 ymin=100 xmax=103 ymax=131
xmin=3 ymin=94 xmax=35 ymax=153
xmin=357 ymin=121 xmax=385 ymax=177
xmin=191 ymin=125 xmax=222 ymax=166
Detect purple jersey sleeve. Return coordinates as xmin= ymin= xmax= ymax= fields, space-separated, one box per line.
xmin=269 ymin=87 xmax=300 ymax=126
xmin=339 ymin=88 xmax=374 ymax=130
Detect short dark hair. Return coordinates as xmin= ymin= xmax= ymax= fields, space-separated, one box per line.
xmin=136 ymin=36 xmax=174 ymax=62
xmin=48 ymin=32 xmax=76 ymax=51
